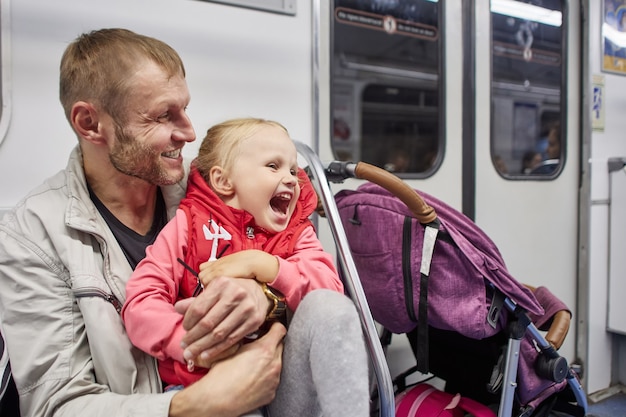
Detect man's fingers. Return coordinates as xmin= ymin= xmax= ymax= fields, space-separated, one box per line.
xmin=177 ymin=276 xmax=269 ymax=363
xmin=183 ymin=311 xmax=248 ymax=361
xmin=174 ymin=298 xmax=193 ymax=315
xmin=178 ymin=283 xmax=222 ymax=331
xmin=264 ymin=321 xmax=287 ymax=345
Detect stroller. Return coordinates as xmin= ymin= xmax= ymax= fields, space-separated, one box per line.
xmin=295 ymin=142 xmax=588 ymax=417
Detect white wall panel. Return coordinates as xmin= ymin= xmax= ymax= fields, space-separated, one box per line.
xmin=0 ymin=0 xmax=314 ymax=210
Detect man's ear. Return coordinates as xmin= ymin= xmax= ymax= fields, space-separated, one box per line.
xmin=210 ymin=166 xmax=234 ymax=196
xmin=71 ymin=101 xmax=106 ymax=144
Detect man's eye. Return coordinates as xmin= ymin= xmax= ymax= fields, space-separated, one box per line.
xmin=156 ymin=113 xmax=170 ymax=122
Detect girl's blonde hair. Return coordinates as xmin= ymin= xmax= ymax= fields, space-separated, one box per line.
xmin=195 ymin=117 xmax=289 ymax=183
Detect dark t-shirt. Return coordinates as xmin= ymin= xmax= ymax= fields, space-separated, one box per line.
xmin=89 ymin=185 xmax=168 ymax=269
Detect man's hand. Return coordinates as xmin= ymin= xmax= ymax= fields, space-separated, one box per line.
xmin=198 ymin=250 xmax=279 ymax=285
xmin=174 ymin=276 xmax=270 ymax=365
xmin=190 ymin=342 xmax=242 ymax=369
xmin=169 ymin=322 xmax=286 ymax=417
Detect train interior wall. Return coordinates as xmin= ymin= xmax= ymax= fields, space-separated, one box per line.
xmin=1 ymin=0 xmax=625 ymax=399
xmin=0 ymin=0 xmax=315 ymax=213
xmin=586 ymin=0 xmax=626 ymax=396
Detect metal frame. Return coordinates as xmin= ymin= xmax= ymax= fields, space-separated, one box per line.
xmin=296 ymin=141 xmax=396 ymax=417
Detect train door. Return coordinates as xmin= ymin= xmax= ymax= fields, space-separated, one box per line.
xmin=314 ymin=0 xmax=580 ymax=371
xmin=474 ymin=1 xmax=580 ymax=365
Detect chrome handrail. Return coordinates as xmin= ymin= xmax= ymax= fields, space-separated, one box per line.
xmin=295 ymin=141 xmax=395 ymax=417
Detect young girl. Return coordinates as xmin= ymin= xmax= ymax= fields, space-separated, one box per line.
xmin=122 ymin=118 xmax=369 ymax=416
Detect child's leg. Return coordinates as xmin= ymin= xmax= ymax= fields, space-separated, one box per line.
xmin=268 ymin=289 xmax=370 ymax=417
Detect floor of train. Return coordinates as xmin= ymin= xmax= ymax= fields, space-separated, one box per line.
xmin=587 ymin=392 xmax=626 ymax=417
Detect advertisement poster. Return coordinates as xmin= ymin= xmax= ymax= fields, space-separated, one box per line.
xmin=592 ymin=74 xmax=606 ymax=131
xmin=603 ymin=0 xmax=626 ymax=74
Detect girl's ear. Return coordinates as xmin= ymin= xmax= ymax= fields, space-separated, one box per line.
xmin=210 ymin=166 xmax=234 ymax=196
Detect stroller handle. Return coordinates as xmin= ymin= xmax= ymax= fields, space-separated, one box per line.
xmin=545 ymin=310 xmax=570 ymax=350
xmin=352 ymin=162 xmax=438 ymax=224
xmin=524 ymin=284 xmax=571 ymax=350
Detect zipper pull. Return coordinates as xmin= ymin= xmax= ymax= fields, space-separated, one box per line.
xmin=177 ymin=258 xmax=204 ymax=297
xmin=106 ymin=294 xmax=123 ymax=313
xmin=246 ymin=226 xmax=255 ymax=239
xmin=192 ymin=279 xmax=204 ymax=297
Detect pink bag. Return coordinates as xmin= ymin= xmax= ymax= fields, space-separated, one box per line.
xmin=395 ymin=383 xmax=496 ymax=417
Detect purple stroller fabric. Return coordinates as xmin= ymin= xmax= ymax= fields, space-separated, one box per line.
xmin=335 ymin=182 xmax=543 ymax=336
xmin=334 ymin=182 xmax=569 ymax=408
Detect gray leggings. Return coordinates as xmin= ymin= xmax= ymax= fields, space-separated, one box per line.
xmin=265 ymin=289 xmax=370 ymax=417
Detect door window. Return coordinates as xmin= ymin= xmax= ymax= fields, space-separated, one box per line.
xmin=490 ymin=0 xmax=565 ymax=178
xmin=330 ymin=0 xmax=442 ymax=178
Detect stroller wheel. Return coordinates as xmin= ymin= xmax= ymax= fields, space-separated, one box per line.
xmin=535 ymin=355 xmax=569 ymax=383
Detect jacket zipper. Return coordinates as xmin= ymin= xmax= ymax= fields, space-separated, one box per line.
xmin=74 ymin=287 xmax=123 ymax=313
xmin=75 ymin=225 xmax=161 ymax=388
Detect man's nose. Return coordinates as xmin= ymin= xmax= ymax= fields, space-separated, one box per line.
xmin=173 ymin=113 xmax=196 ymax=143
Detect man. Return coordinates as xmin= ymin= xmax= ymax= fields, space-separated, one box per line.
xmin=0 ymin=28 xmax=369 ymax=417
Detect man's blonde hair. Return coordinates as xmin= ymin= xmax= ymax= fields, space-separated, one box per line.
xmin=59 ymin=28 xmax=185 ymax=123
xmin=195 ymin=117 xmax=289 ymax=183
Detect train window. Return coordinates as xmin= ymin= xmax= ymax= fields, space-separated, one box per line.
xmin=330 ymin=0 xmax=441 ymax=178
xmin=490 ymin=0 xmax=565 ymax=179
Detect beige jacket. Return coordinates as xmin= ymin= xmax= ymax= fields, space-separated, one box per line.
xmin=0 ymin=146 xmax=187 ymax=417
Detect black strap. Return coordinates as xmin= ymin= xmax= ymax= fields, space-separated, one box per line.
xmin=416 ymin=267 xmax=430 ymax=373
xmin=0 ymin=332 xmax=9 ymax=399
xmin=402 ymin=216 xmax=428 ymax=372
xmin=0 ymin=333 xmax=20 ymax=417
xmin=402 ymin=217 xmax=417 ymax=322
xmin=404 ymin=217 xmax=440 ymax=374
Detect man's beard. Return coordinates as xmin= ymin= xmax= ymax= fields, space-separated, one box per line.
xmin=109 ymin=124 xmax=182 ymax=186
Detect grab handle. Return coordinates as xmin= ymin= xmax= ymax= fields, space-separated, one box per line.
xmin=353 ymin=162 xmax=437 ymax=224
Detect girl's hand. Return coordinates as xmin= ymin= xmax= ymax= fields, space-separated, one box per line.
xmin=198 ymin=249 xmax=279 ymax=285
